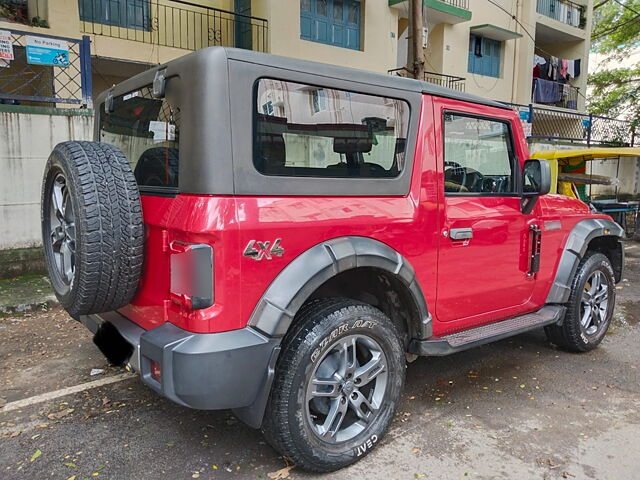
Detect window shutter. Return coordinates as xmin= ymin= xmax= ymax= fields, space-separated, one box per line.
xmin=491 ymin=40 xmax=501 ymax=77
xmin=299 ymin=0 xmax=360 ymax=50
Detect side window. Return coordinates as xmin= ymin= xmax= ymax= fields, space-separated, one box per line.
xmin=443 ymin=113 xmax=516 ymax=194
xmin=254 ymin=79 xmax=409 ymax=178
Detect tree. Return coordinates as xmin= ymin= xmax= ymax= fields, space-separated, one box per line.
xmin=588 ymin=0 xmax=640 ymax=130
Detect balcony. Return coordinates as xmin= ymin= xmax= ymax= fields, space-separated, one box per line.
xmin=388 ymin=67 xmax=466 ymax=92
xmin=0 ymin=0 xmax=49 ymax=27
xmin=389 ymin=0 xmax=471 ymax=25
xmin=536 ymin=0 xmax=585 ymax=28
xmin=79 ymin=0 xmax=268 ymax=52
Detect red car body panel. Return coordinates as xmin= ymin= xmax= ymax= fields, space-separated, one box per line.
xmin=119 ymin=94 xmax=611 ymax=338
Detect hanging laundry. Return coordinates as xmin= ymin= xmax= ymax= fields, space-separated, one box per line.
xmin=574 ymin=59 xmax=581 ymax=78
xmin=560 ymin=59 xmax=568 ymax=79
xmin=570 ymin=6 xmax=580 ymax=27
xmin=549 ymin=56 xmax=559 ymax=81
xmin=533 ymin=54 xmax=546 ymax=67
xmin=567 ymin=59 xmax=575 ymax=78
xmin=533 ymin=78 xmax=561 ymax=103
xmin=539 ymin=61 xmax=549 ymax=79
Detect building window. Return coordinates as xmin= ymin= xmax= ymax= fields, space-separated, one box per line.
xmin=311 ymin=89 xmax=328 ymax=113
xmin=262 ymin=101 xmax=274 ymax=115
xmin=79 ymin=0 xmax=150 ymax=31
xmin=468 ymin=35 xmax=501 ymax=78
xmin=300 ymin=0 xmax=361 ymax=50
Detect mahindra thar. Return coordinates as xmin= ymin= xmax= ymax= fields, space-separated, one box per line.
xmin=41 ymin=47 xmax=624 ymax=472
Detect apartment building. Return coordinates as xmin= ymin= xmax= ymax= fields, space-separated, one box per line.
xmin=0 ymin=0 xmax=593 ymax=112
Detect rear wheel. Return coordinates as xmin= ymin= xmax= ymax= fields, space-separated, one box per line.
xmin=545 ymin=252 xmax=615 ymax=352
xmin=261 ymin=299 xmax=405 ymax=472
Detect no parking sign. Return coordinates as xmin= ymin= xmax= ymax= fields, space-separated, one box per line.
xmin=26 ymin=36 xmax=69 ymax=67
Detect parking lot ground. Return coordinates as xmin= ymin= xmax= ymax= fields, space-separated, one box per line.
xmin=1 ymin=242 xmax=639 ymax=480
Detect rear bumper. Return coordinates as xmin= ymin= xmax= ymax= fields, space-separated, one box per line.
xmin=80 ymin=312 xmax=280 ymax=426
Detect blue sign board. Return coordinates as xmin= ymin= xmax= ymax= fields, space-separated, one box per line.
xmin=26 ymin=36 xmax=69 ymax=67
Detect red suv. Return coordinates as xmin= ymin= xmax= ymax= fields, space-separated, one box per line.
xmin=41 ymin=47 xmax=624 ymax=472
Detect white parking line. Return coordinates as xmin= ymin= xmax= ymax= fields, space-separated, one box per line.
xmin=1 ymin=373 xmax=134 ymax=413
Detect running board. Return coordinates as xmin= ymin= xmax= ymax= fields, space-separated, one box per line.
xmin=408 ymin=305 xmax=565 ymax=357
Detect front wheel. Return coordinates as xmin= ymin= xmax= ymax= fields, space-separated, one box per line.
xmin=261 ymin=299 xmax=405 ymax=472
xmin=545 ymin=252 xmax=616 ymax=352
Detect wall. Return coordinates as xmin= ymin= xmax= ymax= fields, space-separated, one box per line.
xmin=441 ymin=0 xmax=520 ymax=104
xmin=254 ymin=0 xmax=400 ymax=73
xmin=0 ymin=107 xmax=94 ymax=250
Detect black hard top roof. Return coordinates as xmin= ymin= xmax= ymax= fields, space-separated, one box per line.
xmin=100 ymin=47 xmax=509 ymax=111
xmin=223 ymin=47 xmax=509 ymax=110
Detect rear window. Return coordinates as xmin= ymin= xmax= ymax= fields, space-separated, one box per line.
xmin=100 ymin=80 xmax=180 ymax=192
xmin=254 ymin=79 xmax=409 ymax=178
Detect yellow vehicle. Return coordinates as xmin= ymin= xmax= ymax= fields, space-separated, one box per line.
xmin=532 ymin=147 xmax=640 ymax=235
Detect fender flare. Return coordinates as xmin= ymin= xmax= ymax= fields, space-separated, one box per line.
xmin=247 ymin=236 xmax=432 ymax=339
xmin=235 ymin=236 xmax=431 ymax=428
xmin=546 ymin=218 xmax=624 ymax=304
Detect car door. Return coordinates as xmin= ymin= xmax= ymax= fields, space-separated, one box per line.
xmin=433 ymin=98 xmax=537 ymax=328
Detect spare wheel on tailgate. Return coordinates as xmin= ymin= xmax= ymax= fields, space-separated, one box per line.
xmin=41 ymin=141 xmax=144 ymax=318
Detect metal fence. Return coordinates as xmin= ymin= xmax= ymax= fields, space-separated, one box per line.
xmin=508 ymin=103 xmax=636 ymax=147
xmin=442 ymin=0 xmax=469 ymax=9
xmin=388 ymin=67 xmax=466 ymax=92
xmin=0 ymin=30 xmax=92 ymax=107
xmin=79 ymin=0 xmax=268 ymax=53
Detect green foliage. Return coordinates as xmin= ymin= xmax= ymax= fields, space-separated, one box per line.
xmin=592 ymin=0 xmax=640 ymax=56
xmin=588 ymin=0 xmax=640 ymax=128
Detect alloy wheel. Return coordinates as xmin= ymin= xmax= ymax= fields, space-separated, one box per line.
xmin=580 ymin=270 xmax=609 ymax=336
xmin=305 ymin=334 xmax=388 ymax=444
xmin=49 ymin=173 xmax=76 ymax=285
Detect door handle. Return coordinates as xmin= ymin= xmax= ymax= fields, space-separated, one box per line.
xmin=450 ymin=227 xmax=473 ymax=240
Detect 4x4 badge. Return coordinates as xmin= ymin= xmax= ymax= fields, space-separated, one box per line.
xmin=243 ymin=239 xmax=284 ymax=261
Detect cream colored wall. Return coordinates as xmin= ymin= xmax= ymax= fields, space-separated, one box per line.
xmin=440 ymin=0 xmax=521 ymax=103
xmin=255 ymin=0 xmax=399 ymax=73
xmin=424 ymin=23 xmax=445 ymax=73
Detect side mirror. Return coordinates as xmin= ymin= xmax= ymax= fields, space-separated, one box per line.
xmin=523 ymin=159 xmax=551 ymax=196
xmin=521 ymin=159 xmax=551 ymax=214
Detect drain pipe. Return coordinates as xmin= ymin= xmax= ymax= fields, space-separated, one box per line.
xmin=511 ymin=0 xmax=521 ymax=104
